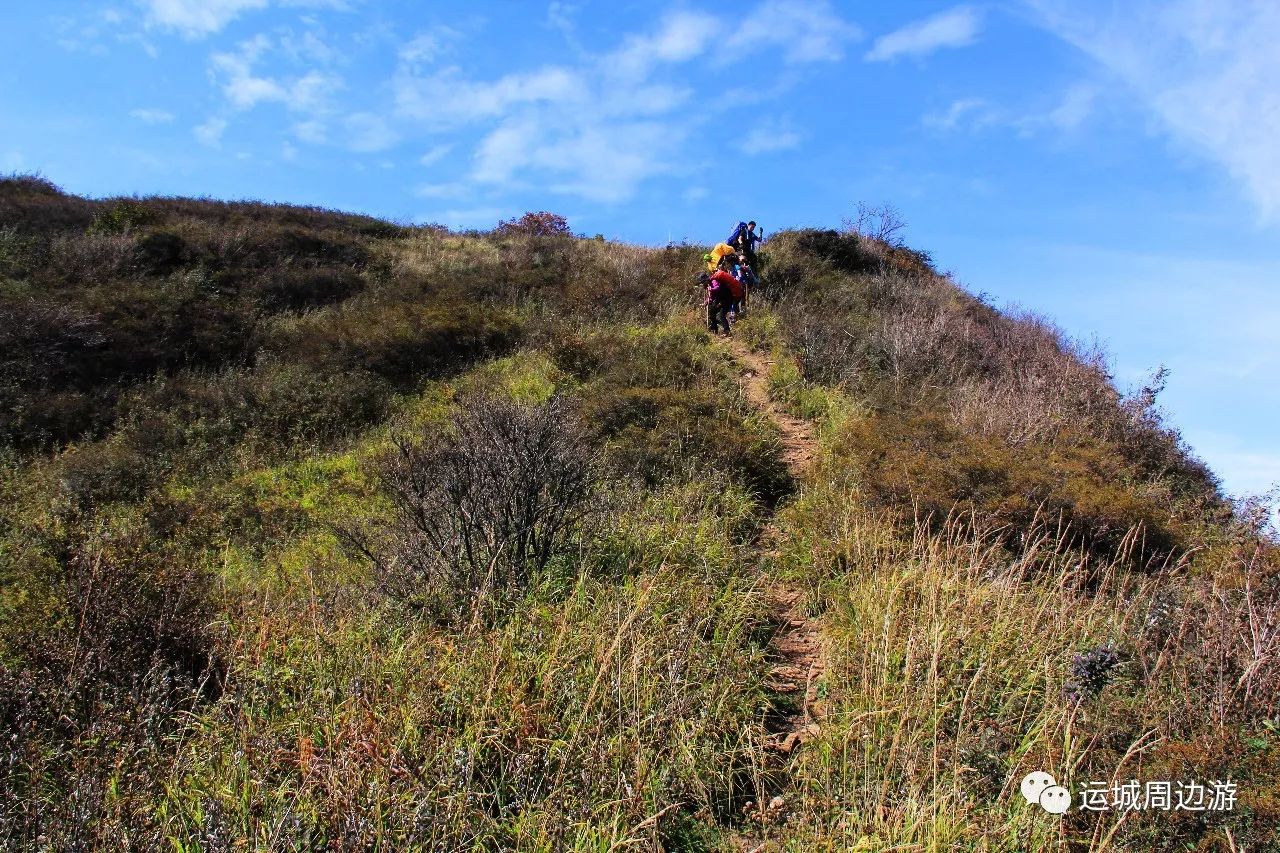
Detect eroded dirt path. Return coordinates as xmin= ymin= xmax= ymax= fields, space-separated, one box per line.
xmin=721 ymin=336 xmax=826 ymax=845
xmin=727 ymin=341 xmax=816 ymax=474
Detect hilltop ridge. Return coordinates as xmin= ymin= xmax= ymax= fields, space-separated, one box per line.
xmin=1 ymin=177 xmax=1275 ymax=850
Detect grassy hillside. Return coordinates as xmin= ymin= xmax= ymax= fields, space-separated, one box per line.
xmin=1 ymin=176 xmax=1276 ymax=851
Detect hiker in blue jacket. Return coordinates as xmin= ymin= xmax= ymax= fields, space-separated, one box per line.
xmin=731 ymin=221 xmax=762 ymax=270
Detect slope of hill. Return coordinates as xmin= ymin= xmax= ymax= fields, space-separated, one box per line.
xmin=1 ymin=176 xmax=1276 ymax=851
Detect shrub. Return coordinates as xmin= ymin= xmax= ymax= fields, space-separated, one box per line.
xmin=0 ymin=226 xmax=42 ymax=277
xmin=88 ymin=199 xmax=157 ymax=234
xmin=0 ymin=175 xmax=96 ymax=233
xmin=1063 ymin=644 xmax=1124 ymax=703
xmin=132 ymin=230 xmax=191 ymax=275
xmin=494 ymin=211 xmax=572 ymax=237
xmin=348 ymin=394 xmax=599 ymax=625
xmin=830 ymin=405 xmax=1185 ymax=565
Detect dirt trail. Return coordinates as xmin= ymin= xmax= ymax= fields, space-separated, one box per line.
xmin=723 ymin=335 xmax=826 ymax=776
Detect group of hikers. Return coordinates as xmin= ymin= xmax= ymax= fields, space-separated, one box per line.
xmin=699 ymin=220 xmax=762 ymax=336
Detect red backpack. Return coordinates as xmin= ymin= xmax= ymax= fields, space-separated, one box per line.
xmin=712 ymin=269 xmax=743 ymax=301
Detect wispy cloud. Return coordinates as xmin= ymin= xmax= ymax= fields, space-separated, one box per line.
xmin=130 ymin=107 xmax=176 ymax=124
xmin=194 ymin=116 xmax=228 ymax=147
xmin=140 ymin=0 xmax=270 ymax=37
xmin=922 ymin=97 xmax=997 ymax=131
xmin=866 ymin=5 xmax=980 ymax=62
xmin=1027 ymin=0 xmax=1280 ymax=221
xmin=739 ymin=117 xmax=802 ymax=153
xmin=344 ymin=112 xmax=398 ymax=153
xmin=923 ymin=84 xmax=1099 ymax=134
xmin=731 ymin=0 xmax=862 ymax=64
xmin=138 ymin=0 xmax=348 ymax=38
xmin=387 ymin=1 xmax=856 ymax=204
xmin=395 ymin=66 xmax=587 ymax=128
xmin=293 ymin=119 xmax=327 ymax=143
xmin=546 ymin=1 xmax=581 ymax=47
xmin=210 ymin=34 xmax=343 ymax=112
xmin=398 ymin=25 xmax=461 ymax=67
xmin=418 ymin=144 xmax=453 ymax=166
xmin=609 ymin=11 xmax=715 ymax=79
xmin=1041 ymin=83 xmax=1097 ymax=130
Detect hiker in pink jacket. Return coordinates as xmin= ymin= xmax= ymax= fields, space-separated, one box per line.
xmin=699 ymin=271 xmax=733 ymax=335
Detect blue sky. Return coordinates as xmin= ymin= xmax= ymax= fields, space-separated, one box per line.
xmin=3 ymin=0 xmax=1277 ymax=504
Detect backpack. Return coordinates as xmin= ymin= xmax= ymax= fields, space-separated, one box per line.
xmin=726 ymin=222 xmax=748 ymax=248
xmin=713 ymin=269 xmax=743 ymax=302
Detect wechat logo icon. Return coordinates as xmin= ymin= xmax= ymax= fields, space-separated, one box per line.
xmin=1021 ymin=771 xmax=1071 ymax=814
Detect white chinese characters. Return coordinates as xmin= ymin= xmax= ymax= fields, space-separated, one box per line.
xmin=1022 ymin=772 xmax=1237 ymax=814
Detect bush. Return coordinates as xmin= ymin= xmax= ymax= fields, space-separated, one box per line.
xmin=89 ymin=199 xmax=157 ymax=234
xmin=831 ymin=405 xmax=1185 ymax=565
xmin=348 ymin=394 xmax=599 ymax=625
xmin=0 ymin=175 xmax=95 ymax=233
xmin=494 ymin=211 xmax=573 ymax=237
xmin=132 ymin=230 xmax=191 ymax=275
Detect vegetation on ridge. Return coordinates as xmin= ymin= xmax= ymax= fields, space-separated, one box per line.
xmin=0 ymin=176 xmax=1275 ymax=850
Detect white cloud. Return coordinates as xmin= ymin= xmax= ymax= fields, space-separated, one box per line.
xmin=739 ymin=117 xmax=802 ymax=153
xmin=281 ymin=140 xmax=298 ymax=160
xmin=389 ymin=1 xmax=853 ymax=204
xmin=415 ymin=181 xmax=468 ymax=199
xmin=395 ymin=65 xmax=587 ymax=127
xmin=211 ymin=35 xmax=285 ymax=107
xmin=345 ymin=112 xmax=399 ymax=153
xmin=729 ymin=0 xmax=861 ymax=64
xmin=130 ymin=107 xmax=176 ymax=124
xmin=418 ymin=143 xmax=453 ymax=166
xmin=866 ymin=6 xmax=980 ymax=62
xmin=139 ymin=0 xmax=347 ymax=37
xmin=1043 ymin=83 xmax=1097 ymax=130
xmin=399 ymin=26 xmax=461 ymax=66
xmin=468 ymin=111 xmax=684 ymax=203
xmin=194 ymin=116 xmax=228 ymax=146
xmin=547 ymin=2 xmax=579 ymax=39
xmin=210 ymin=34 xmax=343 ymax=112
xmin=278 ymin=29 xmax=339 ymax=65
xmin=289 ymin=70 xmax=343 ymax=111
xmin=140 ymin=0 xmax=270 ymax=37
xmin=923 ymin=97 xmax=999 ymax=131
xmin=293 ymin=119 xmax=327 ymax=143
xmin=1027 ymin=0 xmax=1280 ymax=221
xmin=921 ymin=85 xmax=1098 ymax=136
xmin=609 ymin=11 xmax=717 ymax=78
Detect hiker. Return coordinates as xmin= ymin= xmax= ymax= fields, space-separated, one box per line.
xmin=712 ymin=260 xmax=744 ymax=323
xmin=700 ymin=271 xmax=733 ymax=335
xmin=734 ymin=254 xmax=757 ymax=313
xmin=706 ymin=241 xmax=737 ymax=273
xmin=732 ymin=221 xmax=762 ymax=270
